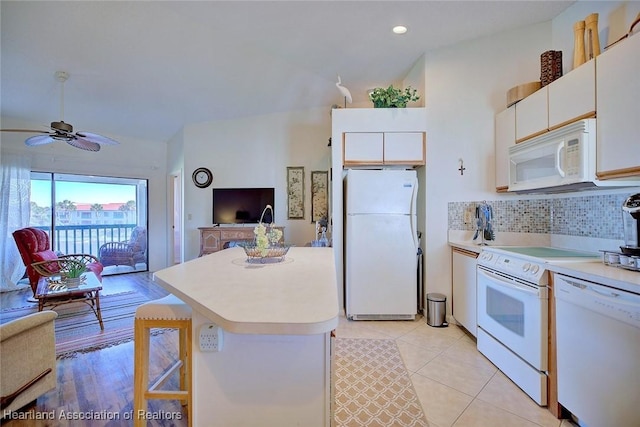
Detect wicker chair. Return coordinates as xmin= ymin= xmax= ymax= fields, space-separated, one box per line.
xmin=99 ymin=226 xmax=147 ymax=268
xmin=12 ymin=227 xmax=103 ymax=296
xmin=30 ymin=258 xmax=89 ymax=282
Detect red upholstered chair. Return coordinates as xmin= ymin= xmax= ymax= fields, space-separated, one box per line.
xmin=12 ymin=227 xmax=103 ymax=296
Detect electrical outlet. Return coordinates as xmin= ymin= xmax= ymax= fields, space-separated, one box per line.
xmin=464 ymin=210 xmax=473 ymax=224
xmin=199 ymin=323 xmax=223 ymax=352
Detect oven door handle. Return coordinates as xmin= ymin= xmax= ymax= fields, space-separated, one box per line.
xmin=478 ymin=267 xmax=540 ymax=296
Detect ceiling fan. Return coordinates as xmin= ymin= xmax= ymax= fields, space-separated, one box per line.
xmin=1 ymin=71 xmax=119 ymax=152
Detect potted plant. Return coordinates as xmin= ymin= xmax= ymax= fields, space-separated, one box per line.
xmin=61 ymin=260 xmax=86 ymax=287
xmin=369 ymin=85 xmax=420 ymax=108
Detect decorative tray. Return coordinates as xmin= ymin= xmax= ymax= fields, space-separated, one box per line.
xmin=600 ymin=250 xmax=640 ymax=272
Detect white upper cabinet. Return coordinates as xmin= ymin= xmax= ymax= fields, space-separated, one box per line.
xmin=596 ymin=34 xmax=640 ymax=179
xmin=515 ymin=87 xmax=548 ymax=142
xmin=343 ymin=133 xmax=384 ymax=165
xmin=343 ymin=131 xmax=425 ymax=166
xmin=548 ymin=59 xmax=595 ymax=130
xmin=383 ymin=132 xmax=425 ymax=165
xmin=495 ymin=106 xmax=516 ymax=192
xmin=514 ymin=59 xmax=596 ymax=143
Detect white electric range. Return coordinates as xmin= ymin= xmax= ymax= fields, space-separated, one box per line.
xmin=476 ymin=246 xmax=599 ymax=406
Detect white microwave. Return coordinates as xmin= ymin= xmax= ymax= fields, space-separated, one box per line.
xmin=508 ymin=119 xmax=600 ymax=193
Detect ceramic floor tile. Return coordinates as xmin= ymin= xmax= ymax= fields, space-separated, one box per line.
xmin=395 ymin=339 xmax=441 ymax=373
xmin=416 ymin=354 xmax=497 ymax=397
xmin=335 ymin=317 xmax=392 ymax=340
xmin=418 ymin=322 xmax=467 ymax=340
xmin=476 ymin=371 xmax=562 ymax=427
xmin=398 ymin=326 xmax=460 ymax=353
xmin=410 ymin=373 xmax=474 ymax=427
xmin=357 ymin=317 xmax=424 ymax=338
xmin=336 ymin=314 xmax=566 ymax=427
xmin=441 ymin=337 xmax=497 ymax=372
xmin=451 ymin=399 xmax=552 ymax=427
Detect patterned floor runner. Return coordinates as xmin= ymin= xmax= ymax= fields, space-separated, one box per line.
xmin=334 ymin=338 xmax=429 ymax=427
xmin=0 ymin=291 xmax=153 ymax=358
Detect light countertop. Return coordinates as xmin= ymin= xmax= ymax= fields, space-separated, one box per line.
xmin=153 ymin=246 xmax=339 ymax=335
xmin=548 ymin=261 xmax=640 ymax=294
xmin=448 ymin=233 xmax=640 ymax=294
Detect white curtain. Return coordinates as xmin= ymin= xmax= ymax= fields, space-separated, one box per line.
xmin=0 ymin=153 xmax=31 ymax=292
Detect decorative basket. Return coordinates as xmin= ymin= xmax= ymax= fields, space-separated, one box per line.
xmin=240 ymin=243 xmax=291 ymax=260
xmin=540 ymin=50 xmax=563 ymax=87
xmin=506 ymin=81 xmax=541 ymax=107
xmin=239 ymin=205 xmax=289 ymax=262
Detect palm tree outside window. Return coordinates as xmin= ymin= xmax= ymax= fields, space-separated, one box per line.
xmin=28 ymin=172 xmax=148 ymax=276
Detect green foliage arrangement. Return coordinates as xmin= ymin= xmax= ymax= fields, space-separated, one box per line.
xmin=369 ymin=85 xmax=420 ymax=108
xmin=62 ymin=260 xmax=86 ymax=279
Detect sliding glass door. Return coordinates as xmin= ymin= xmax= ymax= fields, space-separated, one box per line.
xmin=30 ymin=172 xmax=148 ymax=275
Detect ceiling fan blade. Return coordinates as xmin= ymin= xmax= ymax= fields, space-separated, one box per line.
xmin=66 ymin=137 xmax=101 ymax=152
xmin=75 ymin=131 xmax=119 ymax=145
xmin=25 ymin=135 xmax=55 ymax=146
xmin=1 ymin=129 xmax=50 ymax=134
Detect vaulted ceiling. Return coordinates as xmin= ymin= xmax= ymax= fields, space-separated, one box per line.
xmin=1 ymin=1 xmax=573 ymax=142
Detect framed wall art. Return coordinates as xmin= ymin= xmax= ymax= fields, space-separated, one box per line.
xmin=311 ymin=170 xmax=328 ymax=222
xmin=286 ymin=166 xmax=305 ymax=219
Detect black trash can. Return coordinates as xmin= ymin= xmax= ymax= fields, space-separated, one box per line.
xmin=426 ymin=293 xmax=447 ymax=327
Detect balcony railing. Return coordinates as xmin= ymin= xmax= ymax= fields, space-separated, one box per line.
xmin=33 ymin=224 xmax=138 ymax=258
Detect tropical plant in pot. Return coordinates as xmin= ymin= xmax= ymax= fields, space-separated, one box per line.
xmin=369 ymin=85 xmax=420 ymax=108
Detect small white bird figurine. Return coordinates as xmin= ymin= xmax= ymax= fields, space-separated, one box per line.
xmin=336 ymin=75 xmax=353 ymax=107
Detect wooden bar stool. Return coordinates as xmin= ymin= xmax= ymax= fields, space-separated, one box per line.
xmin=133 ymin=294 xmax=192 ymax=427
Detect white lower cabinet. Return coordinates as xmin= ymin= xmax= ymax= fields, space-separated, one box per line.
xmin=452 ymin=247 xmax=479 ymax=336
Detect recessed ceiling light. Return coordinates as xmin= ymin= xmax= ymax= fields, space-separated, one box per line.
xmin=393 ymin=26 xmax=407 ymax=35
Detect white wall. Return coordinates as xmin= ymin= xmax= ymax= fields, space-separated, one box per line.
xmin=181 ymin=107 xmax=332 ymax=261
xmin=420 ymin=21 xmax=552 ymax=314
xmin=166 ymin=128 xmax=185 ymax=265
xmin=1 ymin=116 xmax=169 ymax=272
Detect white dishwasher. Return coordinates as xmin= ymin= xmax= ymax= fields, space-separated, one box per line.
xmin=554 ymin=274 xmax=640 ymax=427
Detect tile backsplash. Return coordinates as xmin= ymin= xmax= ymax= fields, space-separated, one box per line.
xmin=448 ymin=192 xmax=637 ymax=240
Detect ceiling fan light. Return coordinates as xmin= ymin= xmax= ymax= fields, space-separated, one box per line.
xmin=51 ymin=121 xmax=73 ymax=133
xmin=51 ymin=134 xmax=73 ymax=142
xmin=5 ymin=71 xmax=118 ymax=152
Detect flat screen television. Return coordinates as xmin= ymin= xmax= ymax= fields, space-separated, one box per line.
xmin=212 ymin=188 xmax=274 ymax=225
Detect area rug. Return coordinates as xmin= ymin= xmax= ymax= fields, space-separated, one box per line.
xmin=334 ymin=338 xmax=429 ymax=427
xmin=0 ymin=291 xmax=152 ymax=359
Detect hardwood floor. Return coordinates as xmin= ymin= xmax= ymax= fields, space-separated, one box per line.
xmin=1 ymin=272 xmax=188 ymax=427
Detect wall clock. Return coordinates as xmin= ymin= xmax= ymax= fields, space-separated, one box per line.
xmin=192 ymin=167 xmax=213 ymax=188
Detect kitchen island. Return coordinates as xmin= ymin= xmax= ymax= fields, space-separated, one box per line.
xmin=153 ymin=246 xmax=339 ymax=427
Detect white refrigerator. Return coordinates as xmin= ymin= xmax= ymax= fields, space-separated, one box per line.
xmin=344 ymin=169 xmax=419 ymax=320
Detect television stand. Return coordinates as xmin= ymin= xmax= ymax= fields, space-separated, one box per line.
xmin=198 ymin=226 xmax=284 ymax=257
